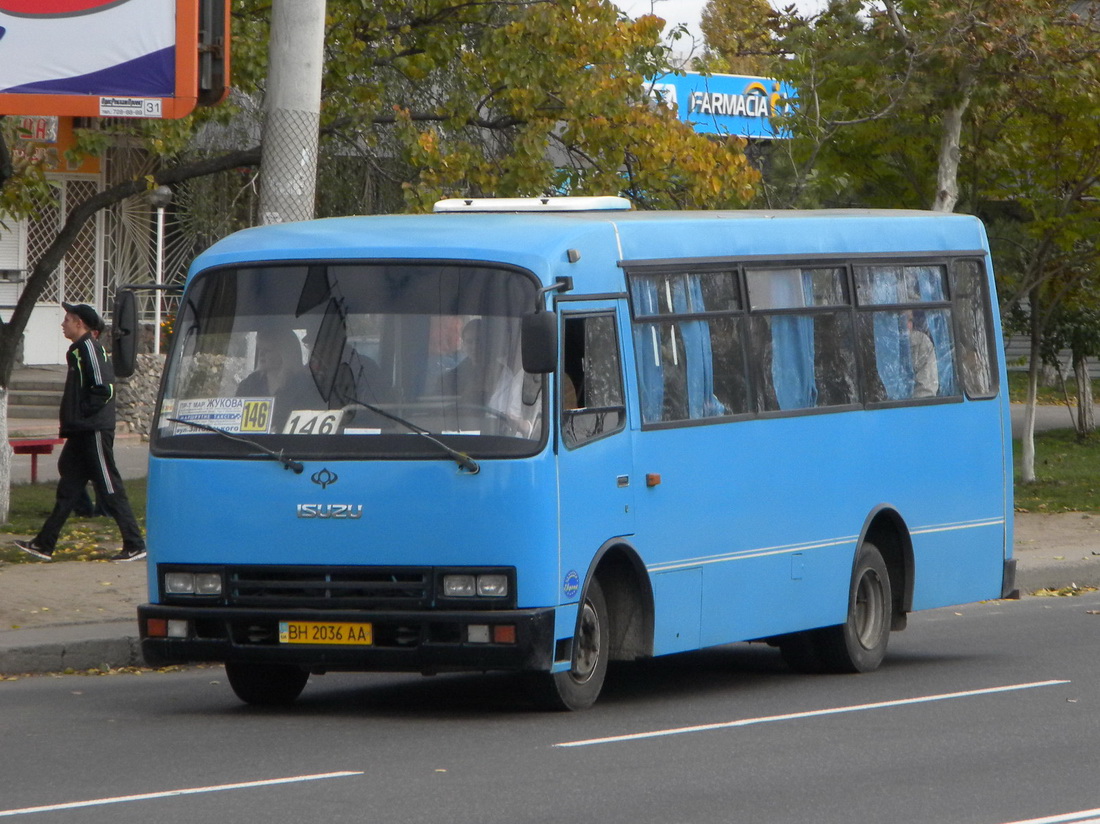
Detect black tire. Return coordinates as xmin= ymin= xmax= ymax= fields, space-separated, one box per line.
xmin=532 ymin=578 xmax=610 ymax=711
xmin=225 ymin=662 xmax=309 ymax=706
xmin=817 ymin=541 xmax=892 ymax=673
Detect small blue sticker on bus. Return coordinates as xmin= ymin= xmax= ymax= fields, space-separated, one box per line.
xmin=563 ymin=570 xmax=580 ymax=598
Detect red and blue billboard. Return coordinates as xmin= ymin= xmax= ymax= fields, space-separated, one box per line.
xmin=0 ymin=0 xmax=228 ymax=118
xmin=651 ymin=72 xmax=795 ymax=139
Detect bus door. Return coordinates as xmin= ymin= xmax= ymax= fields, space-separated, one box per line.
xmin=555 ymin=306 xmax=634 ymax=592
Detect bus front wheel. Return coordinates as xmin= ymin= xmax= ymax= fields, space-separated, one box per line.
xmin=225 ymin=662 xmax=309 ymax=706
xmin=818 ymin=541 xmax=892 ymax=673
xmin=533 ymin=578 xmax=610 ymax=711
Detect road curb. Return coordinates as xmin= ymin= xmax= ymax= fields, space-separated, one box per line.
xmin=1016 ymin=563 xmax=1100 ymax=594
xmin=0 ymin=622 xmax=142 ymax=675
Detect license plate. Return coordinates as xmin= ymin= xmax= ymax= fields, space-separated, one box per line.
xmin=278 ymin=621 xmax=373 ymax=645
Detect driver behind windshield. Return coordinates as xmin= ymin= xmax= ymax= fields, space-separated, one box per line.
xmin=236 ymin=329 xmax=321 ymax=431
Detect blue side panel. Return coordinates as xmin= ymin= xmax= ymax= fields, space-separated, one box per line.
xmin=651 ymin=568 xmax=702 ymax=654
xmin=634 ymin=398 xmax=1007 ymax=652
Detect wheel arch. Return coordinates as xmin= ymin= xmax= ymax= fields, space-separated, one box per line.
xmin=580 ymin=538 xmax=654 ymax=661
xmin=858 ymin=506 xmax=915 ymax=630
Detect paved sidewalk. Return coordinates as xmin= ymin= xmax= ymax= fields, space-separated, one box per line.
xmin=3 ymin=412 xmax=150 ymax=673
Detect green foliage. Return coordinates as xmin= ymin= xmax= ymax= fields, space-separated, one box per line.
xmin=697 ymin=0 xmax=776 ymax=75
xmin=743 ymin=0 xmax=1100 ymax=220
xmin=702 ymin=0 xmax=1100 ymax=404
xmin=1007 ymin=370 xmax=1100 ymax=407
xmin=323 ymin=0 xmax=763 ymax=210
xmin=0 ymin=479 xmax=147 ymax=564
xmin=0 ymin=119 xmax=62 ymax=221
xmin=1014 ymin=429 xmax=1100 ymax=513
xmin=224 ymin=0 xmax=760 ymax=213
xmin=2 ymin=0 xmax=760 ymax=226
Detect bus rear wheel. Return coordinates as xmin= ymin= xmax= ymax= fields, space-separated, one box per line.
xmin=533 ymin=578 xmax=609 ymax=711
xmin=817 ymin=541 xmax=892 ymax=673
xmin=225 ymin=662 xmax=309 ymax=706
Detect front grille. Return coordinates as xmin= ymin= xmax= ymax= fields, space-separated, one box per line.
xmin=227 ymin=566 xmax=430 ymax=610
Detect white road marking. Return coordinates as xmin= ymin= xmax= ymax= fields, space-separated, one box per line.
xmin=554 ymin=680 xmax=1070 ymax=748
xmin=998 ymin=810 xmax=1100 ymax=824
xmin=0 ymin=771 xmax=364 ymax=818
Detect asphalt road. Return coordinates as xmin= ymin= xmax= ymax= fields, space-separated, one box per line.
xmin=3 ymin=592 xmax=1099 ymax=824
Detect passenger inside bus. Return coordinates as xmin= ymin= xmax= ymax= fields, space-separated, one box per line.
xmin=449 ymin=318 xmax=541 ymax=437
xmin=907 ymin=310 xmax=939 ymax=398
xmin=236 ymin=329 xmax=321 ymax=430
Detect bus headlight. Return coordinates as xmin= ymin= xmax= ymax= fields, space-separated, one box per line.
xmin=164 ymin=572 xmax=223 ymax=596
xmin=442 ymin=573 xmax=509 ymax=598
xmin=443 ymin=574 xmax=476 ymax=597
xmin=476 ymin=574 xmax=508 ymax=597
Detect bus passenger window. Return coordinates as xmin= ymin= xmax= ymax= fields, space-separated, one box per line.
xmin=952 ymin=260 xmax=997 ymax=398
xmin=629 ymin=270 xmax=745 ymax=424
xmin=854 ymin=264 xmax=958 ymax=402
xmin=561 ymin=314 xmax=625 ymax=448
xmin=746 ymin=312 xmax=856 ymax=412
xmin=745 ymin=267 xmax=855 ymax=412
xmin=814 ymin=312 xmax=858 ymax=406
xmin=907 ymin=311 xmax=939 ymax=398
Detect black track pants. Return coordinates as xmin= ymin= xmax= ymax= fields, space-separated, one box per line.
xmin=35 ymin=431 xmax=145 ymax=552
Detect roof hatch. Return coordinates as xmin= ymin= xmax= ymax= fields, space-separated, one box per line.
xmin=433 ymin=196 xmax=632 ymax=213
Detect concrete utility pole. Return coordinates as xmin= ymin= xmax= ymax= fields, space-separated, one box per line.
xmin=259 ymin=0 xmax=326 ymax=225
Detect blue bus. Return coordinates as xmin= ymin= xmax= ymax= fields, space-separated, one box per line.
xmin=129 ymin=198 xmax=1014 ymax=709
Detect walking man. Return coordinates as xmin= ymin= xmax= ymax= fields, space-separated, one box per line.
xmin=13 ymin=303 xmax=147 ymax=562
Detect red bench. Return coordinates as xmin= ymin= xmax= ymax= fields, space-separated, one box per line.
xmin=10 ymin=438 xmax=64 ymax=484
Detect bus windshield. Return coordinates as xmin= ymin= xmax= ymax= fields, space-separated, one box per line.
xmin=155 ymin=262 xmax=545 ymax=459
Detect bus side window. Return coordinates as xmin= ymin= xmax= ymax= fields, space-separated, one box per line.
xmin=629 ymin=271 xmax=747 ymax=424
xmin=745 ymin=267 xmax=856 ymax=412
xmin=952 ymin=260 xmax=997 ymax=398
xmin=854 ymin=264 xmax=958 ymax=402
xmin=561 ymin=313 xmax=626 ymax=448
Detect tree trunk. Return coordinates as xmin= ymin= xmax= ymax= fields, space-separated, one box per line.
xmin=0 ymin=390 xmax=11 ymax=523
xmin=1020 ymin=288 xmax=1042 ymax=483
xmin=932 ymin=74 xmax=974 ymax=213
xmin=1073 ymin=353 xmax=1095 ymax=435
xmin=0 ymin=145 xmax=263 ymax=523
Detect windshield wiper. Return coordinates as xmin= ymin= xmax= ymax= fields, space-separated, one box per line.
xmin=339 ymin=399 xmax=480 ymax=475
xmin=167 ymin=418 xmax=304 ymax=474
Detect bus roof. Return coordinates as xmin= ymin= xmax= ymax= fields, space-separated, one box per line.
xmin=189 ymin=209 xmax=991 ymax=291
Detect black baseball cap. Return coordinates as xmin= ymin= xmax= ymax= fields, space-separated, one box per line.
xmin=62 ymin=303 xmax=104 ymax=333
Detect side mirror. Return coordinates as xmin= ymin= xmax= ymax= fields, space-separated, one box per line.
xmin=521 ymin=311 xmax=557 ymax=374
xmin=112 ymin=289 xmax=138 ymax=378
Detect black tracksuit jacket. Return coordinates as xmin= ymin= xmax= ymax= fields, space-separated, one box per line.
xmin=59 ymin=333 xmax=115 ymax=436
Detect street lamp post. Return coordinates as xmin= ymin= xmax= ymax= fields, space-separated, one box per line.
xmin=148 ymin=186 xmax=173 ymax=355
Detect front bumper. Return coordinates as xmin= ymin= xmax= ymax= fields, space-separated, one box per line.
xmin=137 ymin=604 xmax=557 ymax=673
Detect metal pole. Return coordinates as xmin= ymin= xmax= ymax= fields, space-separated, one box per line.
xmin=148 ymin=185 xmax=172 ymax=356
xmin=259 ymin=0 xmax=325 ymax=225
xmin=154 ymin=204 xmax=164 ymax=354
